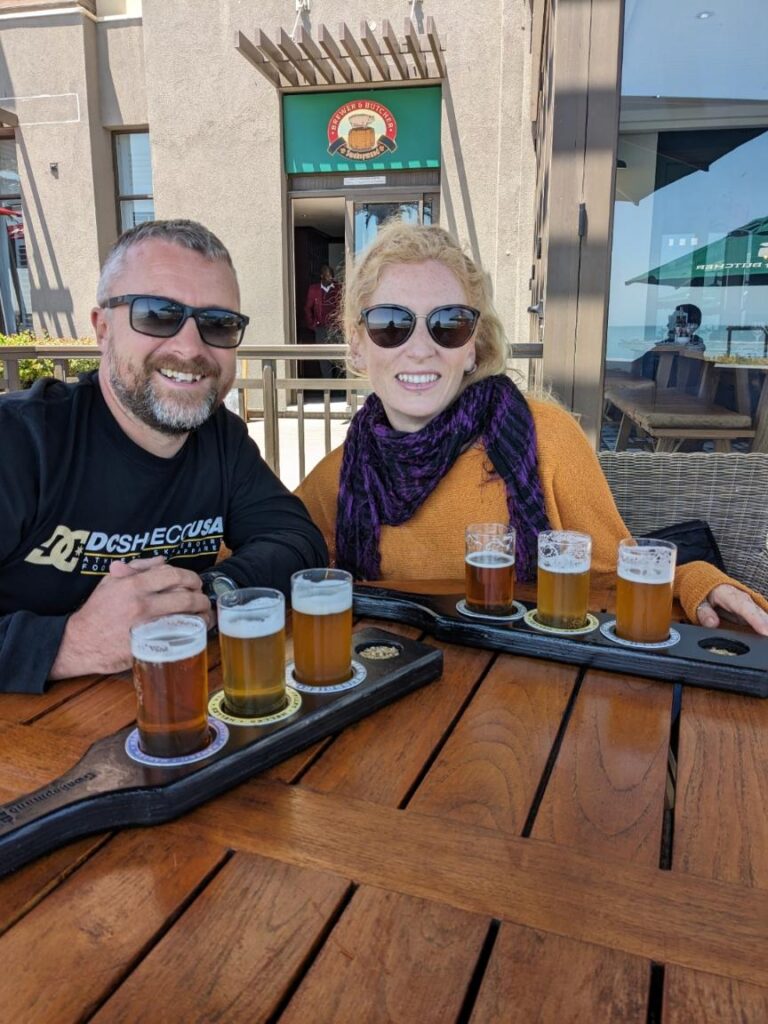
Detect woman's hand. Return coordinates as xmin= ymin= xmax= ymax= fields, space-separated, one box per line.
xmin=696 ymin=584 xmax=768 ymax=636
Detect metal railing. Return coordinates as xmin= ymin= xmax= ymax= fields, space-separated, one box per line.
xmin=0 ymin=342 xmax=543 ymax=483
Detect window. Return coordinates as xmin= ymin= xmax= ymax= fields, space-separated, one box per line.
xmin=0 ymin=135 xmax=31 ymax=330
xmin=114 ymin=131 xmax=154 ymax=232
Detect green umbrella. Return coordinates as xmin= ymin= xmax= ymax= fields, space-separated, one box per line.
xmin=626 ymin=214 xmax=768 ymax=288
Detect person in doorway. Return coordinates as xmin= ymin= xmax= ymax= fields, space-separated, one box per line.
xmin=0 ymin=219 xmax=327 ymax=693
xmin=304 ymin=264 xmax=341 ymax=379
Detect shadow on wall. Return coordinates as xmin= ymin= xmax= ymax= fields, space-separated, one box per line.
xmin=440 ymin=78 xmax=480 ymax=266
xmin=14 ymin=132 xmax=75 ymax=338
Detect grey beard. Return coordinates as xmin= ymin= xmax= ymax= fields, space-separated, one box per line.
xmin=110 ymin=362 xmax=220 ymax=435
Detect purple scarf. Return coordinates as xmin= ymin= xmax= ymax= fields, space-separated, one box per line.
xmin=336 ymin=374 xmax=549 ymax=581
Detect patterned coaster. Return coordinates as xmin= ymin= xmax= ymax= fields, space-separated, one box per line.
xmin=455 ymin=599 xmax=527 ymax=623
xmin=600 ymin=620 xmax=681 ymax=650
xmin=524 ymin=609 xmax=600 ymax=636
xmin=286 ymin=659 xmax=367 ymax=693
xmin=208 ymin=687 xmax=302 ymax=727
xmin=125 ymin=718 xmax=229 ymax=767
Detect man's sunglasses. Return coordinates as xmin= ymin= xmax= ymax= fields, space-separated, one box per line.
xmin=102 ymin=294 xmax=249 ymax=349
xmin=359 ymin=304 xmax=480 ymax=349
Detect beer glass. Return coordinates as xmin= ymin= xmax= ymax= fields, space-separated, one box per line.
xmin=464 ymin=524 xmax=516 ymax=615
xmin=537 ymin=530 xmax=592 ymax=629
xmin=218 ymin=588 xmax=286 ymax=717
xmin=291 ymin=569 xmax=353 ymax=685
xmin=130 ymin=614 xmax=209 ymax=758
xmin=616 ymin=538 xmax=677 ymax=643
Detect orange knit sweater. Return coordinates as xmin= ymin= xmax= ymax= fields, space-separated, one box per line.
xmin=296 ymin=397 xmax=766 ymax=623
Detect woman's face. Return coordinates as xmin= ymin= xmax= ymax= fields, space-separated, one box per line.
xmin=352 ymin=260 xmax=477 ymax=433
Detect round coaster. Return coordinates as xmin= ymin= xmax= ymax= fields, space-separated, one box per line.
xmin=599 ymin=620 xmax=681 ymax=650
xmin=125 ymin=717 xmax=229 ymax=767
xmin=208 ymin=687 xmax=302 ymax=727
xmin=455 ymin=599 xmax=526 ymax=623
xmin=286 ymin=659 xmax=367 ymax=693
xmin=524 ymin=609 xmax=599 ymax=636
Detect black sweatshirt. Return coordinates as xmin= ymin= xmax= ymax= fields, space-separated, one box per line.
xmin=0 ymin=373 xmax=328 ymax=693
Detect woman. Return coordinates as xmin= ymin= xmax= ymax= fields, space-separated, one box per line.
xmin=297 ymin=221 xmax=768 ymax=634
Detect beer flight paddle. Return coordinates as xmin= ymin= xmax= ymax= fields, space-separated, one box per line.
xmin=0 ymin=626 xmax=442 ymax=878
xmin=351 ymin=587 xmax=768 ymax=699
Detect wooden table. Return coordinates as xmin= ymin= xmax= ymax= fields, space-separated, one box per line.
xmin=1 ymin=582 xmax=767 ymax=1022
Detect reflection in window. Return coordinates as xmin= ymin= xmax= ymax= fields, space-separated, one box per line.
xmin=114 ymin=132 xmax=154 ymax=232
xmin=0 ymin=137 xmax=31 ymax=330
xmin=602 ymin=1 xmax=768 ymax=453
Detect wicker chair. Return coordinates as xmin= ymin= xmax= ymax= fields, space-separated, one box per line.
xmin=598 ymin=451 xmax=768 ymax=598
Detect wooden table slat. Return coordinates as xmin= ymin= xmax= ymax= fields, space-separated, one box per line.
xmin=281 ymin=886 xmax=489 ymax=1024
xmin=0 ymin=829 xmax=226 ymax=1024
xmin=408 ymin=654 xmax=576 ymax=834
xmin=91 ymin=852 xmax=351 ymax=1024
xmin=664 ymin=963 xmax=768 ymax=1022
xmin=532 ymin=671 xmax=673 ymax=866
xmin=470 ymin=921 xmax=649 ymax=1023
xmin=0 ymin=723 xmax=89 ymax=800
xmin=674 ymin=686 xmax=768 ymax=888
xmin=295 ymin=639 xmax=494 ymax=806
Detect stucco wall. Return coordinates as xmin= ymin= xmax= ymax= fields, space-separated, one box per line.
xmin=1 ymin=0 xmax=536 ymax=342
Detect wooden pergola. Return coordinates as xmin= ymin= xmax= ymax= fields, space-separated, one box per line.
xmin=236 ymin=17 xmax=445 ymax=90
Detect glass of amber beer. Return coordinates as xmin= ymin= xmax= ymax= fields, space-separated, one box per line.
xmin=465 ymin=523 xmax=516 ymax=615
xmin=291 ymin=569 xmax=353 ymax=685
xmin=130 ymin=614 xmax=210 ymax=758
xmin=537 ymin=530 xmax=592 ymax=629
xmin=616 ymin=538 xmax=677 ymax=643
xmin=218 ymin=588 xmax=286 ymax=717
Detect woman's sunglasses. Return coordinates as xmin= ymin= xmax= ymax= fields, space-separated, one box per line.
xmin=359 ymin=304 xmax=480 ymax=349
xmin=102 ymin=294 xmax=249 ymax=349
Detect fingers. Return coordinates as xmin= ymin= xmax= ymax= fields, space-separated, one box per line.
xmin=141 ymin=588 xmax=212 ymax=623
xmin=706 ymin=584 xmax=768 ymax=637
xmin=696 ymin=599 xmax=720 ymax=629
xmin=109 ymin=555 xmax=166 ymax=578
xmin=126 ymin=563 xmax=205 ymax=595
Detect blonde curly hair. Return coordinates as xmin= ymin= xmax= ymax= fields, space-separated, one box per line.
xmin=341 ymin=220 xmax=507 ymax=383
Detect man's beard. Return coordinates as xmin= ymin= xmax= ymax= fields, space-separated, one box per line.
xmin=108 ymin=350 xmax=229 ymax=435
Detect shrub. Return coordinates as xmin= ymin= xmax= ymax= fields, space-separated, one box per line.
xmin=0 ymin=331 xmax=99 ymax=388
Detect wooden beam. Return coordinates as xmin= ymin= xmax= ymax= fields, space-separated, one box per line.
xmin=360 ymin=21 xmax=391 ymax=81
xmin=296 ymin=27 xmax=337 ymax=85
xmin=318 ymin=24 xmax=353 ymax=84
xmin=425 ymin=16 xmax=446 ymax=78
xmin=339 ymin=22 xmax=372 ymax=83
xmin=278 ymin=28 xmax=317 ymax=86
xmin=404 ymin=18 xmax=428 ymax=79
xmin=235 ymin=30 xmax=281 ymax=89
xmin=0 ymin=106 xmax=18 ymax=128
xmin=381 ymin=19 xmax=410 ymax=80
xmin=257 ymin=29 xmax=299 ymax=87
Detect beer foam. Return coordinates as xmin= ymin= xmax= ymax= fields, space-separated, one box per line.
xmin=617 ymin=554 xmax=675 ymax=584
xmin=292 ymin=578 xmax=352 ymax=616
xmin=218 ymin=598 xmax=284 ymax=639
xmin=538 ymin=554 xmax=590 ymax=574
xmin=131 ymin=615 xmax=207 ymax=662
xmin=465 ymin=552 xmax=515 ymax=568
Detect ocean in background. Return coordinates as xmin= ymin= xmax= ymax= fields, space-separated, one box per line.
xmin=606 ymin=325 xmax=765 ymax=364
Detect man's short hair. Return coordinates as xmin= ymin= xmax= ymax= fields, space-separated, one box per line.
xmin=97 ymin=219 xmax=237 ymax=305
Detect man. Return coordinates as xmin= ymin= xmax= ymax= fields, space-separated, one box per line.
xmin=304 ymin=263 xmax=340 ymax=379
xmin=0 ymin=219 xmax=327 ymax=693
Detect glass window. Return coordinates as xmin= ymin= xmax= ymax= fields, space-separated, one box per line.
xmin=0 ymin=137 xmax=31 ymax=330
xmin=601 ymin=1 xmax=768 ymax=453
xmin=114 ymin=132 xmax=154 ymax=231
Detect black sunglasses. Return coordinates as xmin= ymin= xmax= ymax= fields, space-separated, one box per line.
xmin=102 ymin=294 xmax=249 ymax=349
xmin=359 ymin=304 xmax=480 ymax=349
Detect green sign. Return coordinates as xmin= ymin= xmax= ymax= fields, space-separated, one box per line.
xmin=283 ymin=86 xmax=441 ymax=173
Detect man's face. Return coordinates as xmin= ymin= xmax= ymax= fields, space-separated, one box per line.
xmin=93 ymin=240 xmax=239 ymax=436
xmin=320 ymin=266 xmax=333 ymax=285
